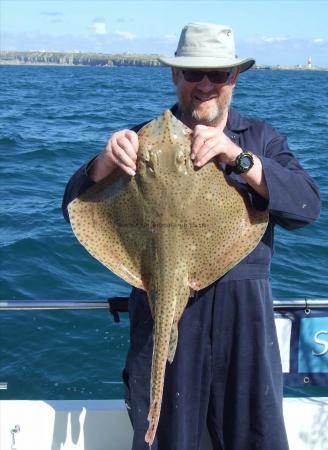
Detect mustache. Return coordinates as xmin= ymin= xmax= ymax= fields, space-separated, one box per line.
xmin=192 ymin=91 xmax=218 ymax=99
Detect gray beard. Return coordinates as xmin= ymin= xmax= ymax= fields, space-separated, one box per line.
xmin=178 ymin=93 xmax=233 ymax=127
xmin=191 ymin=103 xmax=227 ymax=125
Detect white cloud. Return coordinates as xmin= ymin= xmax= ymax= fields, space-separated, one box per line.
xmin=2 ymin=30 xmax=327 ymax=67
xmin=261 ymin=36 xmax=288 ymax=43
xmin=93 ymin=18 xmax=108 ymax=35
xmin=115 ymin=30 xmax=136 ymax=40
xmin=50 ymin=18 xmax=63 ymax=24
xmin=40 ymin=10 xmax=63 ymax=24
xmin=238 ymin=35 xmax=328 ymax=66
xmin=41 ymin=11 xmax=62 ymax=17
xmin=313 ymin=38 xmax=327 ymax=44
xmin=164 ymin=34 xmax=177 ymax=40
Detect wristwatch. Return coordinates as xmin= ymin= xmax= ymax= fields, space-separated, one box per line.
xmin=232 ymin=151 xmax=254 ymax=174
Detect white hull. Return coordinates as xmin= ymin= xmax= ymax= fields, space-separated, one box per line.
xmin=1 ymin=397 xmax=328 ymax=450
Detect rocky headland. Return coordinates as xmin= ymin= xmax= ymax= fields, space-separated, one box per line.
xmin=1 ymin=51 xmax=327 ymax=71
xmin=0 ymin=51 xmax=162 ymax=67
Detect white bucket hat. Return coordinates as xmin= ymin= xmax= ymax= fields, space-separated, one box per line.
xmin=159 ymin=22 xmax=255 ymax=73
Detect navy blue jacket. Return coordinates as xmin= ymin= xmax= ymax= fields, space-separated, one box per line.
xmin=62 ymin=106 xmax=320 ymax=283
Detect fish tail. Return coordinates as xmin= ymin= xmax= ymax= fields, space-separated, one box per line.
xmin=144 ymin=258 xmax=189 ymax=444
xmin=167 ymin=322 xmax=178 ymax=363
xmin=145 ymin=398 xmax=161 ymax=445
xmin=144 ymin=293 xmax=175 ymax=445
xmin=144 ymin=321 xmax=172 ymax=444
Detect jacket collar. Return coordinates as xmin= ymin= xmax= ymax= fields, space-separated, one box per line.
xmin=226 ymin=107 xmax=251 ymax=132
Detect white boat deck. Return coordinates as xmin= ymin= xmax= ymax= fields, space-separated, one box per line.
xmin=1 ymin=397 xmax=328 ymax=450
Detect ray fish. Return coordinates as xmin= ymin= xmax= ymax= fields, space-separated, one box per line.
xmin=68 ymin=109 xmax=269 ymax=445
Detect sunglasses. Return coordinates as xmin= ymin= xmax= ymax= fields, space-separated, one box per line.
xmin=181 ymin=70 xmax=231 ymax=84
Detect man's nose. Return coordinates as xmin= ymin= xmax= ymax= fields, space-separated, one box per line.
xmin=196 ymin=75 xmax=215 ymax=91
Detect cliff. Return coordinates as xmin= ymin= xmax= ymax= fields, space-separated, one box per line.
xmin=0 ymin=51 xmax=162 ymax=67
xmin=0 ymin=51 xmax=327 ymax=71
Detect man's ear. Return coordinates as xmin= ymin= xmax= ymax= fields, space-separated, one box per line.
xmin=229 ymin=68 xmax=239 ymax=86
xmin=171 ymin=67 xmax=179 ymax=85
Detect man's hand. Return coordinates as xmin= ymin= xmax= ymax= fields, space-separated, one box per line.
xmin=191 ymin=124 xmax=269 ymax=200
xmin=191 ymin=124 xmax=240 ymax=167
xmin=88 ymin=129 xmax=139 ymax=182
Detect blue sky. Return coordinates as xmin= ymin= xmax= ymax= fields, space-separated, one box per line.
xmin=1 ymin=0 xmax=327 ymax=66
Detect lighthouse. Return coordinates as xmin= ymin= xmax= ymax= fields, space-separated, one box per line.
xmin=307 ymin=56 xmax=312 ymax=69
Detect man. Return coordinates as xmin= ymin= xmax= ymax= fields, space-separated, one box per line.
xmin=63 ymin=22 xmax=320 ymax=450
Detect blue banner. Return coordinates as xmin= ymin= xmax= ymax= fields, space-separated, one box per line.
xmin=275 ymin=308 xmax=328 ymax=396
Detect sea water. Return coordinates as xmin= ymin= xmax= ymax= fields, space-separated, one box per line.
xmin=0 ymin=66 xmax=327 ymax=399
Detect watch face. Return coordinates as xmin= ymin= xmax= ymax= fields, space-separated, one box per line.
xmin=240 ymin=155 xmax=252 ymax=170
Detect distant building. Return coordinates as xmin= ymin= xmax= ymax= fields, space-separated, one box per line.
xmin=308 ymin=56 xmax=312 ymax=69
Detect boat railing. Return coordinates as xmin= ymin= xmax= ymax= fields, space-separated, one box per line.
xmin=0 ymin=298 xmax=328 ymax=311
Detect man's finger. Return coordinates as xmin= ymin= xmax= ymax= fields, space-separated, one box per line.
xmin=193 ymin=136 xmax=218 ymax=166
xmin=193 ymin=124 xmax=208 ymax=133
xmin=117 ymin=162 xmax=136 ymax=176
xmin=191 ymin=132 xmax=215 ymax=159
xmin=125 ymin=130 xmax=139 ymax=152
xmin=111 ymin=139 xmax=136 ymax=171
xmin=115 ymin=135 xmax=138 ymax=162
xmin=192 ymin=124 xmax=214 ymax=143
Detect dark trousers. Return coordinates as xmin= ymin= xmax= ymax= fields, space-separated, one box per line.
xmin=123 ymin=278 xmax=289 ymax=450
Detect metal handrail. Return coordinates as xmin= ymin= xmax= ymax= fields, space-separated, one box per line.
xmin=0 ymin=298 xmax=327 ymax=311
xmin=0 ymin=300 xmax=111 ymax=311
xmin=273 ymin=298 xmax=328 ymax=309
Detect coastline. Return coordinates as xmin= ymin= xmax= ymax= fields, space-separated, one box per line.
xmin=1 ymin=51 xmax=327 ymax=71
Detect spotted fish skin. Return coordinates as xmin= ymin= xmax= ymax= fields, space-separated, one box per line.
xmin=136 ymin=115 xmax=198 ymax=444
xmin=145 ymin=227 xmax=190 ymax=444
xmin=67 ymin=109 xmax=269 ymax=446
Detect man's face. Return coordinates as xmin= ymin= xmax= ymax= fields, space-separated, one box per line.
xmin=172 ymin=68 xmax=238 ymax=128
